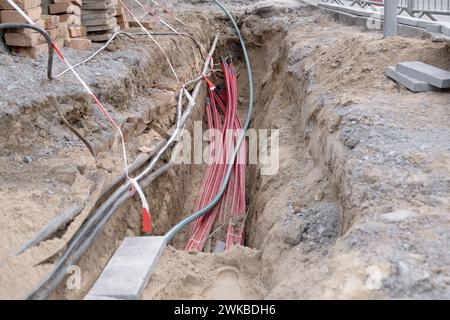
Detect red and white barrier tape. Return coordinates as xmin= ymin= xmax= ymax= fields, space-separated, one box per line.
xmin=129 ymin=178 xmax=152 ymax=233
xmin=6 ymin=0 xmax=151 ymax=232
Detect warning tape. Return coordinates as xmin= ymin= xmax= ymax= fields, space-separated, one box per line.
xmin=129 ymin=178 xmax=152 ymax=233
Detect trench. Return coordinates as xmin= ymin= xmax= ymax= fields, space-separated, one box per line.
xmin=2 ymin=1 xmax=450 ymax=300
xmin=54 ymin=6 xmax=347 ymax=300
xmin=141 ymin=7 xmax=346 ymax=300
xmin=1 ymin=5 xmax=350 ymax=300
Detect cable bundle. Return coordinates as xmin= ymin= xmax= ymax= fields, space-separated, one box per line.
xmin=185 ymin=59 xmax=246 ymax=252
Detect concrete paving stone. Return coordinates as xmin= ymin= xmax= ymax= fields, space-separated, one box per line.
xmin=396 ymin=15 xmax=419 ymax=27
xmin=84 ymin=295 xmax=124 ymax=300
xmin=418 ymin=20 xmax=442 ymax=33
xmin=396 ymin=61 xmax=450 ymax=88
xmin=319 ymin=2 xmax=375 ymax=17
xmin=85 ymin=236 xmax=167 ymax=300
xmin=440 ymin=22 xmax=450 ymax=36
xmin=385 ymin=65 xmax=435 ymax=92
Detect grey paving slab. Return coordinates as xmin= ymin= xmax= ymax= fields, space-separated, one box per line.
xmin=440 ymin=22 xmax=450 ymax=36
xmin=396 ymin=61 xmax=450 ymax=88
xmin=418 ymin=20 xmax=442 ymax=33
xmin=84 ymin=295 xmax=124 ymax=300
xmin=319 ymin=2 xmax=376 ymax=17
xmin=85 ymin=236 xmax=167 ymax=300
xmin=396 ymin=15 xmax=419 ymax=27
xmin=385 ymin=66 xmax=435 ymax=92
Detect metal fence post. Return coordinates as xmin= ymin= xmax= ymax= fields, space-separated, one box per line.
xmin=384 ymin=0 xmax=398 ymax=37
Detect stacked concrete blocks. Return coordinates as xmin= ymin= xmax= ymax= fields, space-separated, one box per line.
xmin=81 ymin=0 xmax=119 ymax=42
xmin=386 ymin=61 xmax=450 ymax=92
xmin=84 ymin=237 xmax=167 ymax=300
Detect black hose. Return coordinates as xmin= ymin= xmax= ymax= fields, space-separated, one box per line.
xmin=0 ymin=23 xmax=54 ymax=80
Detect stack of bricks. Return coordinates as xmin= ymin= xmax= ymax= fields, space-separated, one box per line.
xmin=49 ymin=0 xmax=91 ymax=49
xmin=0 ymin=0 xmax=51 ymax=58
xmin=115 ymin=2 xmax=128 ymax=30
xmin=81 ymin=0 xmax=119 ymax=42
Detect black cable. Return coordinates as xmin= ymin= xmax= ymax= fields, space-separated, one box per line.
xmin=0 ymin=23 xmax=54 ymax=80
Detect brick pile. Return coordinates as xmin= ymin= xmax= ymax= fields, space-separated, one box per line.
xmin=0 ymin=0 xmax=131 ymax=57
xmin=0 ymin=0 xmax=53 ymax=57
xmin=49 ymin=0 xmax=91 ymax=49
xmin=81 ymin=0 xmax=119 ymax=42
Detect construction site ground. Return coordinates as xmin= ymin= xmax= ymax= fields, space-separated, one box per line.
xmin=1 ymin=0 xmax=450 ymax=299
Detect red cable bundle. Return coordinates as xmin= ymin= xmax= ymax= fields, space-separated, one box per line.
xmin=185 ymin=60 xmax=246 ymax=252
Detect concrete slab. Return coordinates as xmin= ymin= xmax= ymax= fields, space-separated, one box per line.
xmin=440 ymin=22 xmax=450 ymax=36
xmin=396 ymin=61 xmax=450 ymax=88
xmin=418 ymin=20 xmax=442 ymax=33
xmin=397 ymin=24 xmax=430 ymax=39
xmin=320 ymin=8 xmax=368 ymax=28
xmin=385 ymin=66 xmax=435 ymax=92
xmin=85 ymin=236 xmax=167 ymax=300
xmin=396 ymin=15 xmax=419 ymax=27
xmin=84 ymin=295 xmax=124 ymax=300
xmin=320 ymin=2 xmax=375 ymax=17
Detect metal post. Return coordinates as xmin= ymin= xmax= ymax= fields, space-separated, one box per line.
xmin=384 ymin=0 xmax=398 ymax=37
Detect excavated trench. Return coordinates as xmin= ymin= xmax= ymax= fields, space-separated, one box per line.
xmin=60 ymin=17 xmax=299 ymax=300
xmin=2 ymin=2 xmax=450 ymax=300
xmin=141 ymin=5 xmax=450 ymax=300
xmin=51 ymin=6 xmax=342 ymax=300
xmin=142 ymin=7 xmax=346 ymax=300
xmin=0 ymin=5 xmax=370 ymax=300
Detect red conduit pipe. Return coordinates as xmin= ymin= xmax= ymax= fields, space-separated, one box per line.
xmin=185 ymin=60 xmax=246 ymax=252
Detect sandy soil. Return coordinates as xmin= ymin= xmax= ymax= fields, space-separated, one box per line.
xmin=142 ymin=246 xmax=266 ymax=299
